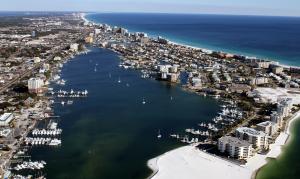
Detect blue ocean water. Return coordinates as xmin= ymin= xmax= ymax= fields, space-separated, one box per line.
xmin=87 ymin=13 xmax=300 ymax=66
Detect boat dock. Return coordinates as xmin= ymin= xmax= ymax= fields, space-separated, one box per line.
xmin=49 ymin=89 xmax=88 ymax=98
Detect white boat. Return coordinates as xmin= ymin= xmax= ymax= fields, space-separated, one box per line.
xmin=56 ymin=79 xmax=66 ymax=85
xmin=118 ymin=77 xmax=121 ymax=83
xmin=142 ymin=98 xmax=146 ymax=104
xmin=67 ymin=100 xmax=73 ymax=105
xmin=157 ymin=130 xmax=162 ymax=139
xmin=49 ymin=139 xmax=61 ymax=146
xmin=52 ymin=75 xmax=60 ymax=81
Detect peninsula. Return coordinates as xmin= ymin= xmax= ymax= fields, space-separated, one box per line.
xmin=0 ymin=12 xmax=299 ymax=179
xmin=83 ymin=13 xmax=300 ymax=179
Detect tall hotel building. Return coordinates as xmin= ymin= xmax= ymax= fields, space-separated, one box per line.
xmin=28 ymin=78 xmax=44 ymax=94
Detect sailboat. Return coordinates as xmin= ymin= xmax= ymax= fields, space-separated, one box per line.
xmin=142 ymin=98 xmax=146 ymax=104
xmin=118 ymin=77 xmax=121 ymax=83
xmin=157 ymin=130 xmax=162 ymax=139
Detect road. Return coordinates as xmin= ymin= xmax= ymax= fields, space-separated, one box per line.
xmin=0 ymin=33 xmax=87 ymax=94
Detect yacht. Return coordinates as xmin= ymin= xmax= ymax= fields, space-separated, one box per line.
xmin=67 ymin=100 xmax=73 ymax=105
xmin=142 ymin=98 xmax=146 ymax=104
xmin=49 ymin=139 xmax=61 ymax=146
xmin=157 ymin=130 xmax=162 ymax=139
xmin=52 ymin=75 xmax=60 ymax=81
xmin=57 ymin=79 xmax=66 ymax=85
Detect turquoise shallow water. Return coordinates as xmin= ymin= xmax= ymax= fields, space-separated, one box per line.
xmin=87 ymin=13 xmax=300 ymax=67
xmin=29 ymin=47 xmax=220 ymax=178
xmin=256 ymin=118 xmax=300 ymax=179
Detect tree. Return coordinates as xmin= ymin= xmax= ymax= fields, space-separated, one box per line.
xmin=238 ymin=101 xmax=253 ymax=111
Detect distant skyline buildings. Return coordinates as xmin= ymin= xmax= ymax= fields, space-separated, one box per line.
xmin=1 ymin=0 xmax=300 ymax=17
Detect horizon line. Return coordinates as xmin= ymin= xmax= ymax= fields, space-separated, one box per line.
xmin=0 ymin=10 xmax=300 ymax=18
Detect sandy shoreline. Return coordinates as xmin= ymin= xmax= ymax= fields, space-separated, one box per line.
xmin=81 ymin=13 xmax=300 ymax=179
xmin=82 ymin=13 xmax=300 ymax=69
xmin=147 ymin=111 xmax=300 ymax=179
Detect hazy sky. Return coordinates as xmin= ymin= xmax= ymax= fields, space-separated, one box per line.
xmin=1 ymin=0 xmax=300 ymax=16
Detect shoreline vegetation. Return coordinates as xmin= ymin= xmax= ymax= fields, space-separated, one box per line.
xmin=82 ymin=13 xmax=300 ymax=179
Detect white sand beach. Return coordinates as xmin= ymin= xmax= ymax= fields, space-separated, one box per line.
xmin=148 ymin=146 xmax=253 ymax=179
xmin=80 ymin=12 xmax=90 ymax=24
xmin=148 ymin=111 xmax=300 ymax=179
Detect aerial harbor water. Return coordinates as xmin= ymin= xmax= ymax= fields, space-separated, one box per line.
xmin=85 ymin=13 xmax=300 ymax=179
xmin=28 ymin=47 xmax=220 ymax=178
xmin=2 ymin=6 xmax=300 ymax=178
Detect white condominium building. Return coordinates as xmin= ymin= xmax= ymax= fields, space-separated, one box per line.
xmin=257 ymin=121 xmax=278 ymax=136
xmin=218 ymin=136 xmax=253 ymax=160
xmin=236 ymin=127 xmax=268 ymax=150
xmin=271 ymin=111 xmax=284 ymax=128
xmin=277 ymin=98 xmax=293 ymax=118
xmin=28 ymin=77 xmax=44 ymax=93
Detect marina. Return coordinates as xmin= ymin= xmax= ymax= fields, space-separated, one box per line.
xmin=13 ymin=161 xmax=46 ymax=171
xmin=24 ymin=138 xmax=61 ymax=146
xmin=49 ymin=89 xmax=88 ymax=98
xmin=31 ymin=129 xmax=62 ymax=136
xmin=25 ymin=47 xmax=220 ymax=179
xmin=0 ymin=11 xmax=299 ymax=179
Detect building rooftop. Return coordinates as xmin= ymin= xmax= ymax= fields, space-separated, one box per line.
xmin=219 ymin=136 xmax=251 ymax=147
xmin=257 ymin=121 xmax=276 ymax=127
xmin=0 ymin=113 xmax=13 ymax=122
xmin=236 ymin=127 xmax=267 ymax=137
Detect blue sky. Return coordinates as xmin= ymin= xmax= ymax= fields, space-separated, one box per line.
xmin=1 ymin=0 xmax=300 ymax=16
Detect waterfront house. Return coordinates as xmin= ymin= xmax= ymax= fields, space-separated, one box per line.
xmin=70 ymin=43 xmax=79 ymax=52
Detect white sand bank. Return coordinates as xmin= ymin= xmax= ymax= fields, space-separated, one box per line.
xmin=148 ymin=112 xmax=300 ymax=179
xmin=148 ymin=146 xmax=252 ymax=179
